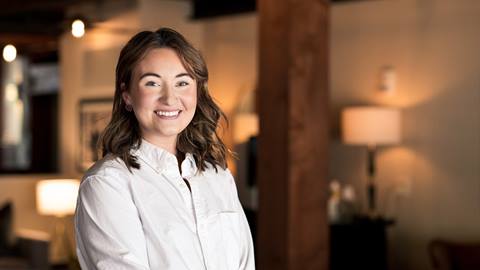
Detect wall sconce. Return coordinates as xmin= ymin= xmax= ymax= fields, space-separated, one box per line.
xmin=379 ymin=66 xmax=396 ymax=94
xmin=341 ymin=106 xmax=401 ymax=216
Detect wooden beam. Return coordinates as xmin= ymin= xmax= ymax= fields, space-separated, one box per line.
xmin=0 ymin=34 xmax=57 ymax=45
xmin=0 ymin=34 xmax=58 ymax=56
xmin=257 ymin=0 xmax=330 ymax=269
xmin=0 ymin=0 xmax=82 ymax=15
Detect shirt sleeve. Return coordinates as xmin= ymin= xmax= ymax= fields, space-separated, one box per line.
xmin=74 ymin=175 xmax=150 ymax=270
xmin=228 ymin=170 xmax=256 ymax=270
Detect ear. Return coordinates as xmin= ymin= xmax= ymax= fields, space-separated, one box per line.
xmin=121 ymin=83 xmax=132 ymax=106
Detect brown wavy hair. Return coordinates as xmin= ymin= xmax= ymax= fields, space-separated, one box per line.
xmin=100 ymin=28 xmax=228 ymax=172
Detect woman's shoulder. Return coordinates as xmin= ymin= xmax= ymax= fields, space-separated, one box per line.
xmin=77 ymin=155 xmax=137 ymax=206
xmin=82 ymin=154 xmax=132 ymax=186
xmin=201 ymin=162 xmax=232 ymax=178
xmin=200 ymin=163 xmax=236 ymax=189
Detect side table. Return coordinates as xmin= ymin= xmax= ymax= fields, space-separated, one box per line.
xmin=330 ymin=216 xmax=394 ymax=270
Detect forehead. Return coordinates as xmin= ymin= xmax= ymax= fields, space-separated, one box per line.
xmin=134 ymin=48 xmax=188 ymax=75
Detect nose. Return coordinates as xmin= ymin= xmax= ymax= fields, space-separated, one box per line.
xmin=160 ymin=85 xmax=177 ymax=105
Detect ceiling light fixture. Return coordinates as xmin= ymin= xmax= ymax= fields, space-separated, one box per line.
xmin=2 ymin=44 xmax=17 ymax=62
xmin=71 ymin=19 xmax=85 ymax=38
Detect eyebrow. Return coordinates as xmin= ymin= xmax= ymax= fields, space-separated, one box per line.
xmin=139 ymin=72 xmax=160 ymax=80
xmin=139 ymin=72 xmax=193 ymax=80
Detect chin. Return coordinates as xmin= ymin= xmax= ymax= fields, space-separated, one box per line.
xmin=157 ymin=126 xmax=186 ymax=138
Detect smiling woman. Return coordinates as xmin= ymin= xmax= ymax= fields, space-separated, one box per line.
xmin=74 ymin=28 xmax=255 ymax=270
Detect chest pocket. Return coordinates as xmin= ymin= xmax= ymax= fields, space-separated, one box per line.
xmin=209 ymin=211 xmax=242 ymax=269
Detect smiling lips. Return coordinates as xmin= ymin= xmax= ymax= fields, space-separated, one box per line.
xmin=154 ymin=110 xmax=181 ymax=119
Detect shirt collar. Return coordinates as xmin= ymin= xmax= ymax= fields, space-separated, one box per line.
xmin=132 ymin=139 xmax=198 ymax=178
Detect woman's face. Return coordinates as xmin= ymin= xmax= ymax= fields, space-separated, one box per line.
xmin=122 ymin=48 xmax=197 ymax=147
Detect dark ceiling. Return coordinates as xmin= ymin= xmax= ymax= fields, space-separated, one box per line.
xmin=0 ymin=0 xmax=137 ymax=59
xmin=0 ymin=0 xmax=361 ymax=60
xmin=0 ymin=0 xmax=98 ymax=59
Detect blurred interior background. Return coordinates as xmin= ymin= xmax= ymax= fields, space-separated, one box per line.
xmin=0 ymin=0 xmax=479 ymax=269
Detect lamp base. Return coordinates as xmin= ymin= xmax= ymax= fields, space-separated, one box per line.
xmin=49 ymin=216 xmax=73 ymax=265
xmin=366 ymin=146 xmax=378 ymax=217
xmin=367 ymin=182 xmax=377 ymax=217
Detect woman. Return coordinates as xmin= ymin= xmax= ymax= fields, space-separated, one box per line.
xmin=74 ymin=28 xmax=255 ymax=270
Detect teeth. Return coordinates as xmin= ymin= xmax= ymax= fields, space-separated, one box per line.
xmin=155 ymin=110 xmax=180 ymax=117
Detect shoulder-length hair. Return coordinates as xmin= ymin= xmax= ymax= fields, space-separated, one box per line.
xmin=101 ymin=27 xmax=228 ymax=172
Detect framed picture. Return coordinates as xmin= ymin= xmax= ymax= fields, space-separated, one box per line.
xmin=78 ymin=98 xmax=113 ymax=171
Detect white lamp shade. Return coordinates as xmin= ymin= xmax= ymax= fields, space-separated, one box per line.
xmin=36 ymin=179 xmax=80 ymax=216
xmin=342 ymin=106 xmax=401 ymax=146
xmin=234 ymin=113 xmax=259 ymax=143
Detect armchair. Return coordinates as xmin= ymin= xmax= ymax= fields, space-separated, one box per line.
xmin=429 ymin=239 xmax=480 ymax=270
xmin=0 ymin=202 xmax=50 ymax=270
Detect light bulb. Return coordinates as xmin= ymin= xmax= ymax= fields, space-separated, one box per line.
xmin=71 ymin=19 xmax=85 ymax=38
xmin=3 ymin=44 xmax=17 ymax=62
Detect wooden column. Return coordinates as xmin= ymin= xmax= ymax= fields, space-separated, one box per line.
xmin=257 ymin=0 xmax=329 ymax=269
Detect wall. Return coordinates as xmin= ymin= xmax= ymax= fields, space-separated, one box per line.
xmin=202 ymin=15 xmax=258 ymax=116
xmin=60 ymin=10 xmax=140 ymax=177
xmin=201 ymin=14 xmax=258 ymax=170
xmin=329 ymin=1 xmax=480 ymax=269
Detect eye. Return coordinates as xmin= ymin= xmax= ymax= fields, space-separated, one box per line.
xmin=145 ymin=81 xmax=160 ymax=87
xmin=176 ymin=81 xmax=190 ymax=87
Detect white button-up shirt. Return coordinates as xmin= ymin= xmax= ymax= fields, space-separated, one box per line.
xmin=74 ymin=140 xmax=255 ymax=270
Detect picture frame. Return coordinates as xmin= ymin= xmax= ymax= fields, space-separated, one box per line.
xmin=78 ymin=98 xmax=113 ymax=172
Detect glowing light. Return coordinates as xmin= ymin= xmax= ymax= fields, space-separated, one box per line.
xmin=342 ymin=106 xmax=401 ymax=146
xmin=2 ymin=44 xmax=17 ymax=62
xmin=71 ymin=19 xmax=85 ymax=38
xmin=5 ymin=83 xmax=18 ymax=102
xmin=36 ymin=179 xmax=80 ymax=217
xmin=234 ymin=113 xmax=259 ymax=143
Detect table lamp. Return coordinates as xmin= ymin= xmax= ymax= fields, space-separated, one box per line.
xmin=341 ymin=106 xmax=401 ymax=216
xmin=234 ymin=113 xmax=259 ymax=144
xmin=36 ymin=179 xmax=80 ymax=264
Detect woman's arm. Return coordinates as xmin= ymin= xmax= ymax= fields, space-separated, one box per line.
xmin=75 ymin=175 xmax=150 ymax=270
xmin=228 ymin=170 xmax=256 ymax=270
xmin=237 ymin=204 xmax=255 ymax=270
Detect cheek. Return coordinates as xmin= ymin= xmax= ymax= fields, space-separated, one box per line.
xmin=188 ymin=94 xmax=198 ymax=109
xmin=133 ymin=90 xmax=156 ymax=108
xmin=191 ymin=87 xmax=198 ymax=107
xmin=182 ymin=88 xmax=198 ymax=109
